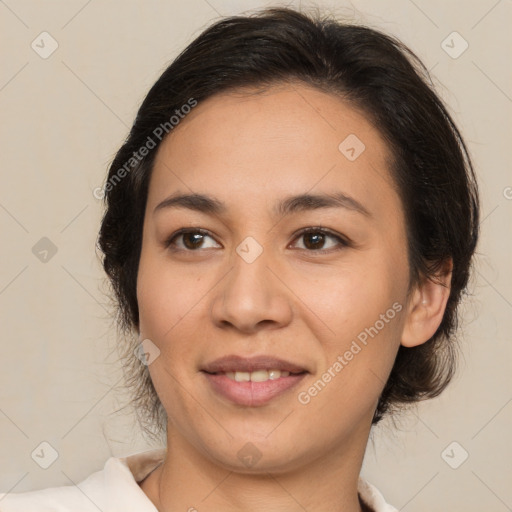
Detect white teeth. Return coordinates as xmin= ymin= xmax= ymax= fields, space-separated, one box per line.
xmin=224 ymin=369 xmax=291 ymax=382
xmin=234 ymin=371 xmax=250 ymax=382
xmin=251 ymin=370 xmax=270 ymax=382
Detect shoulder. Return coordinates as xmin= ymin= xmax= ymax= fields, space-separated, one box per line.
xmin=0 ymin=466 xmax=109 ymax=511
xmin=358 ymin=477 xmax=398 ymax=512
xmin=0 ymin=449 xmax=165 ymax=511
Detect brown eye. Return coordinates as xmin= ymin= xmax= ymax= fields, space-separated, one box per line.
xmin=182 ymin=232 xmax=206 ymax=249
xmin=303 ymin=232 xmax=326 ymax=250
xmin=165 ymin=229 xmax=220 ymax=251
xmin=292 ymin=228 xmax=349 ymax=252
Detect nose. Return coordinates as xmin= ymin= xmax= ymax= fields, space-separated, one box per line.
xmin=210 ymin=246 xmax=293 ymax=334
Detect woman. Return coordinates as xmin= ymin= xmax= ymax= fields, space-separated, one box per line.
xmin=0 ymin=6 xmax=479 ymax=511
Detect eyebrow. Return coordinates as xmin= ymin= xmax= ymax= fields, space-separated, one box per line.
xmin=153 ymin=191 xmax=371 ymax=218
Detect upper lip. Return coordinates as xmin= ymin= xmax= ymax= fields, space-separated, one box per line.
xmin=202 ymin=355 xmax=308 ymax=374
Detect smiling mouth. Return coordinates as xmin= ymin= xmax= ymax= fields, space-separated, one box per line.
xmin=201 ymin=354 xmax=309 ymax=405
xmin=207 ymin=369 xmax=306 ymax=382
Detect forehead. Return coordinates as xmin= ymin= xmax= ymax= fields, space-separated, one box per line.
xmin=148 ymin=83 xmax=399 ymax=220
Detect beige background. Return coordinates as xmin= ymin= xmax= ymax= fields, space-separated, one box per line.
xmin=1 ymin=0 xmax=511 ymax=510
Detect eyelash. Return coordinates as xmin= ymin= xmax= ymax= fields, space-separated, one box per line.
xmin=164 ymin=226 xmax=351 ymax=254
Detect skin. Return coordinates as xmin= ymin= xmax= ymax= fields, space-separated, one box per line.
xmin=136 ymin=82 xmax=452 ymax=512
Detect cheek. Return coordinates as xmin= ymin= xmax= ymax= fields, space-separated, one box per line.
xmin=301 ymin=259 xmax=403 ymax=341
xmin=136 ymin=258 xmax=202 ymax=416
xmin=136 ymin=252 xmax=201 ymax=382
xmin=296 ymin=296 xmax=404 ymax=435
xmin=299 ymin=254 xmax=406 ymax=407
xmin=137 ymin=245 xmax=204 ymax=337
xmin=136 ymin=251 xmax=232 ymax=388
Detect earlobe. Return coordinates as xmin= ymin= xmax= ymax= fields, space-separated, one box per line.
xmin=401 ymin=259 xmax=453 ymax=348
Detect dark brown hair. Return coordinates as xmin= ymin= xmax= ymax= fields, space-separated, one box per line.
xmin=97 ymin=6 xmax=479 ymax=435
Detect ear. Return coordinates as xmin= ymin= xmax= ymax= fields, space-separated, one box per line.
xmin=401 ymin=258 xmax=453 ymax=348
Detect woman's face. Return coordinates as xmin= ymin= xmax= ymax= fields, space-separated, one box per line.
xmin=137 ymin=83 xmax=414 ymax=472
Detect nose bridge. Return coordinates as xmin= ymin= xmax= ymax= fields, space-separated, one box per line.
xmin=231 ymin=237 xmax=271 ymax=297
xmin=211 ymin=237 xmax=292 ymax=332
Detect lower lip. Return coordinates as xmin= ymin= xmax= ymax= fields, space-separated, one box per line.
xmin=202 ymin=372 xmax=307 ymax=406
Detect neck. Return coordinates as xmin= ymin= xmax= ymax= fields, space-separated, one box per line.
xmin=141 ymin=422 xmax=373 ymax=512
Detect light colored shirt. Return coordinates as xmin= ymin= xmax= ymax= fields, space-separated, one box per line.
xmin=0 ymin=449 xmax=398 ymax=511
